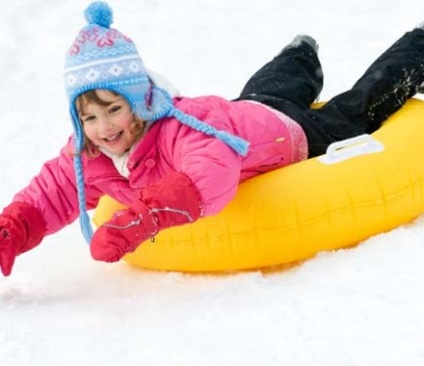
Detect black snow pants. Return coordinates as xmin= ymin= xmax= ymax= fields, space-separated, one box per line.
xmin=236 ymin=28 xmax=424 ymax=158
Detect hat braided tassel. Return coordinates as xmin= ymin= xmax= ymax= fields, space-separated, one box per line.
xmin=169 ymin=108 xmax=250 ymax=156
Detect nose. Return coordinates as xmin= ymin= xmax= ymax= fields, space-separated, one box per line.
xmin=98 ymin=116 xmax=113 ymax=134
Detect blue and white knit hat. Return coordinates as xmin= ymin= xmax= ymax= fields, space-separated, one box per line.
xmin=64 ymin=1 xmax=249 ymax=243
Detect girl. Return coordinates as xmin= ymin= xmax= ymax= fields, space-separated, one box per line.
xmin=0 ymin=1 xmax=423 ymax=276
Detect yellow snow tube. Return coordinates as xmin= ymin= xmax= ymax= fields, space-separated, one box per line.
xmin=93 ymin=98 xmax=424 ymax=272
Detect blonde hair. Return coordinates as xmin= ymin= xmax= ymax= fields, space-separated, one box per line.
xmin=75 ymin=90 xmax=144 ymax=157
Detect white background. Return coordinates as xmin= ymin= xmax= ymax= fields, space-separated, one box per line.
xmin=1 ymin=1 xmax=424 ymax=365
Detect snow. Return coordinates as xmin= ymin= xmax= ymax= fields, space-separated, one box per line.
xmin=1 ymin=0 xmax=424 ymax=365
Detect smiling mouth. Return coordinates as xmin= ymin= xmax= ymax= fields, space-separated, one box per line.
xmin=103 ymin=131 xmax=123 ymax=142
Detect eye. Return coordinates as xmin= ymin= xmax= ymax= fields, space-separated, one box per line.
xmin=109 ymin=105 xmax=122 ymax=113
xmin=82 ymin=115 xmax=96 ymax=123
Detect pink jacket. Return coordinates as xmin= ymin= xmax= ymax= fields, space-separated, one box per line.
xmin=13 ymin=96 xmax=308 ymax=235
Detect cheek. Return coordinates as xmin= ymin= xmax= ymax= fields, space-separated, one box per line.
xmin=114 ymin=111 xmax=134 ymax=129
xmin=83 ymin=124 xmax=96 ymax=141
xmin=117 ymin=114 xmax=135 ymax=129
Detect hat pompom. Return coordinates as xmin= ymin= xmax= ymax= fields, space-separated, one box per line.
xmin=84 ymin=1 xmax=113 ymax=28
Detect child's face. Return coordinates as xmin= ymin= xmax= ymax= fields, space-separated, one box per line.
xmin=79 ymin=90 xmax=139 ymax=156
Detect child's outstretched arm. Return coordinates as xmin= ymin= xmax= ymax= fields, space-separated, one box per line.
xmin=0 ymin=138 xmax=104 ymax=275
xmin=14 ymin=138 xmax=104 ymax=235
xmin=0 ymin=202 xmax=46 ymax=276
xmin=90 ymin=171 xmax=202 ymax=262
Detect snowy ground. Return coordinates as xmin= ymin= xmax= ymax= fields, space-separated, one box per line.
xmin=1 ymin=0 xmax=424 ymax=365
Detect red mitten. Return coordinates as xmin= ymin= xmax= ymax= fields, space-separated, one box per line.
xmin=91 ymin=172 xmax=202 ymax=262
xmin=0 ymin=202 xmax=46 ymax=276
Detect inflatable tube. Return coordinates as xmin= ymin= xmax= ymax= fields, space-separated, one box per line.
xmin=93 ymin=98 xmax=424 ymax=272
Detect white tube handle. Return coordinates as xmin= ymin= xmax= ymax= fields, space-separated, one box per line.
xmin=318 ymin=134 xmax=384 ymax=164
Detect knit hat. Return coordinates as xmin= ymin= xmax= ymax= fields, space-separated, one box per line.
xmin=64 ymin=1 xmax=249 ymax=243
